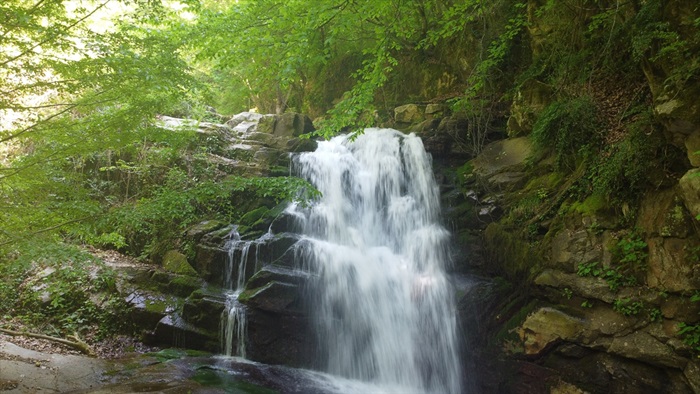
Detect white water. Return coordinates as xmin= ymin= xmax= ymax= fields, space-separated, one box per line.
xmin=220 ymin=229 xmax=272 ymax=357
xmin=289 ymin=128 xmax=462 ymax=393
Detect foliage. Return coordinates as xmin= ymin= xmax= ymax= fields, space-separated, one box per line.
xmin=630 ymin=0 xmax=700 ymax=95
xmin=588 ymin=113 xmax=660 ymax=203
xmin=88 ymin=168 xmax=318 ymax=259
xmin=531 ymin=96 xmax=601 ymax=170
xmin=678 ymin=292 xmax=700 ymax=354
xmin=0 ymin=241 xmax=129 ymax=337
xmin=611 ymin=231 xmax=648 ymax=274
xmin=576 ymin=261 xmax=637 ymax=292
xmin=575 ymin=231 xmax=646 ymax=292
xmin=612 ymin=298 xmax=644 ymax=317
xmin=678 ymin=322 xmax=700 ymax=354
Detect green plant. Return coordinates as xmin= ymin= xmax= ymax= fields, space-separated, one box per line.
xmin=649 ymin=308 xmax=663 ymax=322
xmin=613 ymin=298 xmax=644 ymax=316
xmin=577 ymin=261 xmax=603 ymax=277
xmin=612 ymin=231 xmax=648 ymax=273
xmin=562 ymin=288 xmax=573 ymax=300
xmin=531 ymin=96 xmax=602 ymax=171
xmin=678 ymin=323 xmax=700 ymax=354
xmin=0 ymin=241 xmax=130 ymax=337
xmin=576 ymin=261 xmax=636 ymax=291
xmin=581 ymin=300 xmax=593 ymax=308
xmin=589 ymin=113 xmax=660 ymax=203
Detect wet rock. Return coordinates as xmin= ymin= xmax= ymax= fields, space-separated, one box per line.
xmin=240 ymin=266 xmax=311 ymax=314
xmin=149 ymin=314 xmax=219 ymax=352
xmin=181 ymin=287 xmax=226 ymax=333
xmin=185 ymin=220 xmax=227 ymax=242
xmin=192 ymin=244 xmax=227 ymax=284
xmin=125 ymin=290 xmax=184 ymax=330
xmin=245 ymin=308 xmax=315 ymax=368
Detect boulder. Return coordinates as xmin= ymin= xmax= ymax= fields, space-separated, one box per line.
xmin=471 ymin=137 xmax=533 ymax=190
xmin=678 ymin=169 xmax=700 ymax=219
xmin=394 ymin=104 xmax=425 ymax=124
xmin=517 ymin=307 xmax=584 ymax=356
xmin=425 ymin=103 xmax=446 ymax=118
xmin=148 ymin=314 xmax=219 ymax=352
xmin=162 ymin=250 xmax=198 ymax=277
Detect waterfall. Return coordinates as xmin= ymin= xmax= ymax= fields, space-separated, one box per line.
xmin=220 ymin=228 xmax=271 ymax=357
xmin=289 ymin=128 xmax=462 ymax=393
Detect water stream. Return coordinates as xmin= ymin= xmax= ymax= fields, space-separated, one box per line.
xmin=220 ymin=228 xmax=272 ymax=357
xmin=289 ymin=128 xmax=462 ymax=394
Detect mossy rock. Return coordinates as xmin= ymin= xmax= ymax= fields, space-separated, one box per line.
xmin=239 ymin=207 xmax=270 ymax=227
xmin=569 ymin=193 xmax=608 ymax=216
xmin=162 ymin=250 xmax=199 ymax=277
xmin=186 ymin=220 xmax=227 ymax=242
xmin=484 ymin=223 xmax=544 ymax=280
xmin=167 ymin=275 xmax=204 ymax=298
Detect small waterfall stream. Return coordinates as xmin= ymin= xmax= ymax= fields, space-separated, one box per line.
xmin=220 ymin=228 xmax=272 ymax=357
xmin=289 ymin=128 xmax=462 ymax=393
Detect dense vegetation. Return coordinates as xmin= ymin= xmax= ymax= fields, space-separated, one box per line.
xmin=1 ymin=0 xmax=699 ymax=346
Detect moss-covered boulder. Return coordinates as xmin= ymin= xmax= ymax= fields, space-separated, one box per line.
xmin=162 ymin=250 xmax=198 ymax=277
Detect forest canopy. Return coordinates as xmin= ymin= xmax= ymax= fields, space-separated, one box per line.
xmin=2 ymin=0 xmax=699 ymax=261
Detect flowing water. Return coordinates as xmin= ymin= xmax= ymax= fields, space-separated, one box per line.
xmin=289 ymin=128 xmax=462 ymax=394
xmin=221 ymin=229 xmax=272 ymax=357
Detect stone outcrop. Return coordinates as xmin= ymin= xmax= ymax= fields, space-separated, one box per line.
xmin=158 ymin=112 xmax=317 ymax=176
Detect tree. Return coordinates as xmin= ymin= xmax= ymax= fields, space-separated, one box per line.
xmin=0 ymin=0 xmax=199 ymax=248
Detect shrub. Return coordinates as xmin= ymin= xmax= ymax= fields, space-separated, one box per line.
xmin=531 ymin=96 xmax=602 ymax=170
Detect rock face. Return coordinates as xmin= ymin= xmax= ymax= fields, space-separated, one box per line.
xmin=158 ymin=112 xmax=317 ymax=176
xmin=134 ymin=112 xmax=318 ymax=360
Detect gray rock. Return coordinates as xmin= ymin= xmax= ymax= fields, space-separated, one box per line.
xmin=607 ymin=332 xmax=686 ymax=368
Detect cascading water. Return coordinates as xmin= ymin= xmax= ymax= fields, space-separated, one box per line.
xmin=289 ymin=128 xmax=462 ymax=393
xmin=220 ymin=228 xmax=272 ymax=357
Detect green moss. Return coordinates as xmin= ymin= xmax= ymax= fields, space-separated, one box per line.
xmin=162 ymin=250 xmax=198 ymax=276
xmin=570 ymin=193 xmax=608 ymax=216
xmin=456 ymin=161 xmax=476 ymax=190
xmin=484 ymin=223 xmax=544 ymax=280
xmin=239 ymin=207 xmax=270 ymax=227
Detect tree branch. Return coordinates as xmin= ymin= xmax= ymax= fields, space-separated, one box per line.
xmin=0 ymin=1 xmax=110 ymax=68
xmin=0 ymin=328 xmax=95 ymax=357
